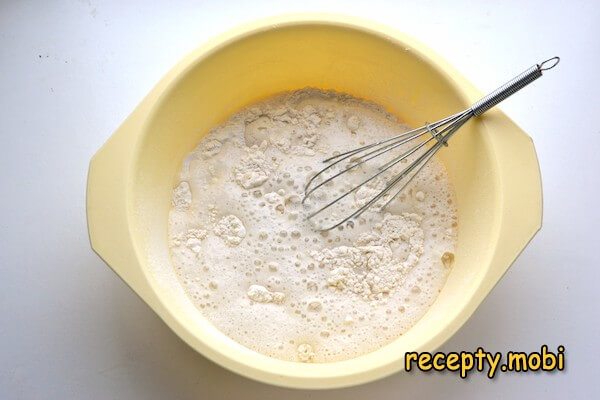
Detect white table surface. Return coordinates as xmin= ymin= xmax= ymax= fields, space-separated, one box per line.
xmin=1 ymin=0 xmax=598 ymax=398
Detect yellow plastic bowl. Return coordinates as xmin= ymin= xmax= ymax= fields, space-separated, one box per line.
xmin=86 ymin=14 xmax=542 ymax=389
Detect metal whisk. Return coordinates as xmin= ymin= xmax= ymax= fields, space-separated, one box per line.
xmin=303 ymin=57 xmax=560 ymax=230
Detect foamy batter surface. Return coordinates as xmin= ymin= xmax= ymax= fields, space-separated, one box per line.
xmin=168 ymin=89 xmax=457 ymax=362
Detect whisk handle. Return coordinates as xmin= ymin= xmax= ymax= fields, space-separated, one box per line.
xmin=470 ymin=57 xmax=560 ymax=116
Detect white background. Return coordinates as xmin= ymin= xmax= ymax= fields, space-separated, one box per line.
xmin=1 ymin=0 xmax=598 ymax=398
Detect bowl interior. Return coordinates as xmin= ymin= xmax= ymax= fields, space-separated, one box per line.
xmin=132 ymin=20 xmax=499 ymax=386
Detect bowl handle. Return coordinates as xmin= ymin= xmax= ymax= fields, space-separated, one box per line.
xmin=480 ymin=109 xmax=543 ymax=292
xmin=86 ymin=107 xmax=152 ymax=298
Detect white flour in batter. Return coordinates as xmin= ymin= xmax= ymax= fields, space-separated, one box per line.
xmin=168 ymin=88 xmax=457 ymax=362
